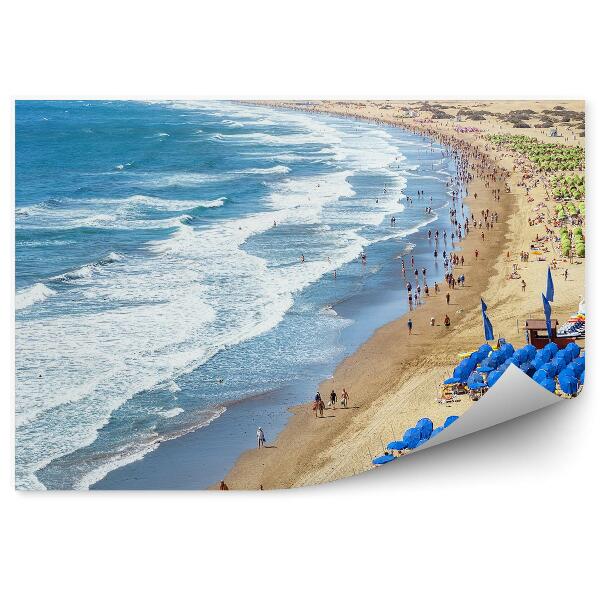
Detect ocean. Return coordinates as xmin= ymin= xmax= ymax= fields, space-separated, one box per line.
xmin=15 ymin=100 xmax=462 ymax=489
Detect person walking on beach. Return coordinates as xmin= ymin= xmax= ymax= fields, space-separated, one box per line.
xmin=564 ymin=268 xmax=568 ymax=281
xmin=341 ymin=388 xmax=349 ymax=409
xmin=330 ymin=389 xmax=337 ymax=410
xmin=446 ymin=292 xmax=450 ymax=305
xmin=521 ymin=279 xmax=527 ymax=292
xmin=219 ymin=480 xmax=229 ymax=490
xmin=257 ymin=427 xmax=266 ymax=449
xmin=407 ymin=318 xmax=413 ymax=335
xmin=312 ymin=397 xmax=319 ymax=417
xmin=315 ymin=391 xmax=325 ymax=417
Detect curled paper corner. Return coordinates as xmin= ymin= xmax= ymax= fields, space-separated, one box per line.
xmin=415 ymin=364 xmax=563 ymax=453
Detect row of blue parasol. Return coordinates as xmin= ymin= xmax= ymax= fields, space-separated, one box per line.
xmin=446 ymin=267 xmax=584 ymax=394
xmin=444 ymin=340 xmax=584 ymax=394
xmin=372 ymin=415 xmax=459 ymax=465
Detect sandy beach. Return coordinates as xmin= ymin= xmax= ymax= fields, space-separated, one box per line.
xmin=222 ymin=100 xmax=585 ymax=490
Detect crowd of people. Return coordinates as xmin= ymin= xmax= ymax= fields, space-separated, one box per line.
xmin=390 ymin=125 xmax=509 ymax=336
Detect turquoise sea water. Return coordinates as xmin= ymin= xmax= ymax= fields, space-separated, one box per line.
xmin=15 ymin=100 xmax=461 ymax=489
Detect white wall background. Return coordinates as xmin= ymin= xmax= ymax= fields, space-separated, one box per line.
xmin=1 ymin=2 xmax=597 ymax=598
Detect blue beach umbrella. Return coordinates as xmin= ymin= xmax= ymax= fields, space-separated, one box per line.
xmin=565 ymin=342 xmax=581 ymax=360
xmin=467 ymin=372 xmax=484 ymax=387
xmin=536 ymin=347 xmax=551 ymax=362
xmin=478 ymin=343 xmax=493 ymax=355
xmin=372 ymin=454 xmax=396 ymax=465
xmin=520 ymin=362 xmax=536 ymax=377
xmin=403 ymin=427 xmax=422 ymax=449
xmin=545 ymin=342 xmax=559 ymax=357
xmin=531 ymin=355 xmax=546 ymax=370
xmin=541 ymin=378 xmax=556 ymax=394
xmin=570 ymin=358 xmax=585 ymax=377
xmin=444 ymin=415 xmax=459 ymax=428
xmin=487 ymin=352 xmax=502 ymax=369
xmin=540 ymin=362 xmax=557 ymax=378
xmin=558 ymin=371 xmax=578 ymax=395
xmin=387 ymin=440 xmax=408 ymax=451
xmin=561 ymin=365 xmax=578 ymax=380
xmin=501 ymin=343 xmax=515 ymax=357
xmin=415 ymin=418 xmax=433 ymax=440
xmin=487 ymin=370 xmax=503 ymax=387
xmin=468 ymin=381 xmax=487 ymax=390
xmin=551 ymin=355 xmax=568 ymax=373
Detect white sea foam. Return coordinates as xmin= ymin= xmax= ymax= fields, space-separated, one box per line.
xmin=15 ymin=283 xmax=57 ymax=311
xmin=221 ymin=119 xmax=244 ymax=128
xmin=71 ymin=406 xmax=225 ymax=490
xmin=49 ymin=251 xmax=125 ymax=283
xmin=159 ymin=407 xmax=185 ymax=418
xmin=15 ymin=101 xmax=432 ymax=490
xmin=240 ymin=165 xmax=290 ymax=175
xmin=16 ymin=195 xmax=225 ymax=230
xmin=166 ymin=381 xmax=181 ymax=393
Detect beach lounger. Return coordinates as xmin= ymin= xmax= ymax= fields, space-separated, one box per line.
xmin=438 ymin=378 xmax=467 ymax=403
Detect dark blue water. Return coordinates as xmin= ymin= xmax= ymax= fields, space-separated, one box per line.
xmin=15 ymin=100 xmax=460 ymax=489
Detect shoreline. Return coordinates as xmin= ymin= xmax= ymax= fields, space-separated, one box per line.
xmin=93 ymin=117 xmax=460 ymax=490
xmin=221 ymin=100 xmax=584 ymax=490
